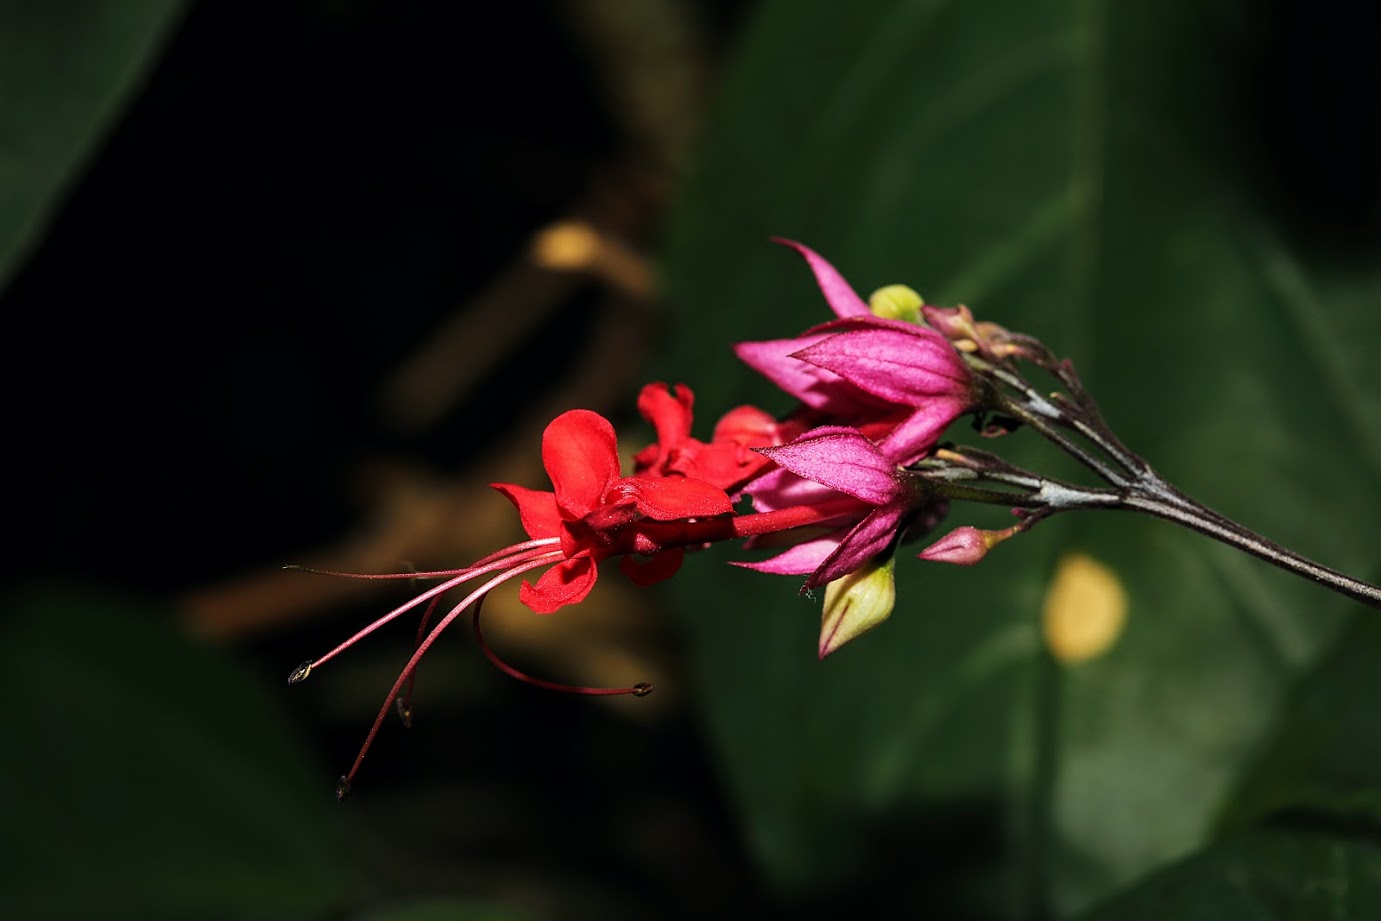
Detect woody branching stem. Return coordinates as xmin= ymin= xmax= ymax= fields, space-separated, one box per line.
xmin=912 ymin=327 xmax=1381 ymax=609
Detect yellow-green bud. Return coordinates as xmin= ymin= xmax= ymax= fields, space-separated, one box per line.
xmin=819 ymin=556 xmax=896 ymax=659
xmin=868 ymin=284 xmax=924 ymax=323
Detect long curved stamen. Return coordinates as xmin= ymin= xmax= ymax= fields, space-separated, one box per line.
xmin=288 ymin=541 xmax=561 ymax=682
xmin=337 ymin=549 xmax=564 ymax=798
xmin=397 ymin=591 xmax=443 ymax=728
xmin=283 ymin=538 xmax=561 ymax=581
xmin=461 ymin=538 xmax=566 ymax=571
xmin=471 ymin=595 xmax=653 ymax=698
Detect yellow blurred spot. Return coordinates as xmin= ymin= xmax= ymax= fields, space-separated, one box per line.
xmin=532 ymin=220 xmax=601 ymax=270
xmin=1042 ymin=553 xmax=1128 ymax=663
xmin=530 ymin=219 xmax=655 ymax=299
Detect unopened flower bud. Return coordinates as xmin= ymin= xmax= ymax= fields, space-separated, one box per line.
xmin=819 ymin=556 xmax=896 ymax=659
xmin=975 ymin=321 xmax=1017 ymax=356
xmin=918 ymin=525 xmax=1018 ymax=565
xmin=868 ymin=284 xmax=924 ymax=323
xmin=921 ymin=303 xmax=980 ymax=351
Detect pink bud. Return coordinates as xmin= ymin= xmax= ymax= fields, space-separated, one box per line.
xmin=920 ymin=304 xmax=979 ymax=342
xmin=918 ymin=525 xmax=1017 ymax=566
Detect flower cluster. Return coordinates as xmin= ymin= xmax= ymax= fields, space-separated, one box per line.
xmin=487 ymin=239 xmax=990 ymax=632
xmin=292 ymin=238 xmax=1381 ymax=795
xmin=291 ymin=241 xmax=1030 ymax=794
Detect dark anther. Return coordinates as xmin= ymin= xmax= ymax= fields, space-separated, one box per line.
xmin=287 ymin=660 xmax=314 ymax=685
xmin=335 ymin=776 xmax=351 ymax=801
xmin=631 ymin=682 xmax=654 ymax=698
xmin=395 ymin=698 xmax=414 ymax=729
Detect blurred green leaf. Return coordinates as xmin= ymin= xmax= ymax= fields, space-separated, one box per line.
xmin=354 ymin=899 xmax=536 ymax=921
xmin=1223 ymin=601 xmax=1381 ymax=833
xmin=1076 ymin=830 xmax=1381 ymax=920
xmin=662 ymin=0 xmax=1381 ymax=914
xmin=0 ymin=0 xmax=186 ymax=290
xmin=0 ymin=589 xmax=353 ymax=920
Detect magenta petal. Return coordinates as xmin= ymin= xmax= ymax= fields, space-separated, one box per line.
xmin=876 ymin=395 xmax=972 ymax=464
xmin=771 ymin=238 xmax=870 ymax=318
xmin=743 ymin=466 xmax=851 ymax=515
xmin=733 ymin=335 xmax=858 ymax=412
xmin=793 ymin=329 xmax=971 ymax=404
xmin=801 ymin=314 xmax=942 ymax=337
xmin=731 ymin=533 xmax=841 ymax=575
xmin=754 ymin=427 xmax=901 ymax=506
xmin=806 ymin=505 xmax=905 ymax=589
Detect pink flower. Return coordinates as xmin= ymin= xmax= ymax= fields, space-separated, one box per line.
xmin=735 ymin=240 xmax=976 ymax=465
xmin=737 ymin=426 xmax=919 ymax=590
xmin=770 ymin=237 xmax=874 ymax=318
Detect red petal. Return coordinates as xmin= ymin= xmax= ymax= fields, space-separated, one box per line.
xmin=634 ymin=383 xmax=697 ymax=477
xmin=637 ymin=383 xmax=694 ymax=447
xmin=491 ymin=483 xmax=562 ymax=539
xmin=631 ymin=442 xmax=660 ymax=474
xmin=666 ymin=440 xmax=767 ymax=491
xmin=619 ymin=474 xmax=733 ymax=520
xmin=542 ymin=409 xmax=620 ymax=516
xmin=711 ymin=404 xmax=784 ymax=448
xmin=518 ymin=556 xmax=599 ymax=614
xmin=619 ymin=548 xmax=684 ymax=587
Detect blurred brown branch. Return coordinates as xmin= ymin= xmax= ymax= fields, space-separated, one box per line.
xmin=180 ymin=186 xmax=673 ymax=707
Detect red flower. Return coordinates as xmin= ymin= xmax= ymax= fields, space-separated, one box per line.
xmin=493 ymin=408 xmax=733 ymax=613
xmin=290 ymin=394 xmax=901 ymax=794
xmin=632 ymin=382 xmax=797 ymax=492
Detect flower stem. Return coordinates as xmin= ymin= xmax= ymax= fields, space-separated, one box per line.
xmin=1120 ymin=481 xmax=1381 ymax=608
xmin=966 ymin=347 xmax=1381 ymax=609
xmin=916 ymin=448 xmax=1381 ymax=608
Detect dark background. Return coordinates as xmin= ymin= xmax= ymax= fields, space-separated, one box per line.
xmin=2 ymin=1 xmax=1379 ymax=919
xmin=6 ymin=0 xmax=736 ymax=587
xmin=3 ymin=2 xmax=780 ymax=919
